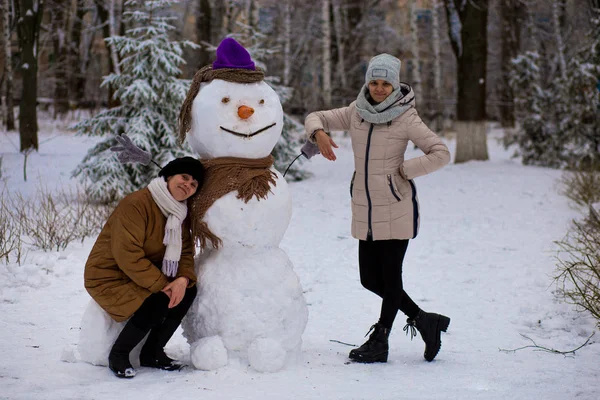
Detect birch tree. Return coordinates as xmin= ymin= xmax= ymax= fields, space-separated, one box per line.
xmin=332 ymin=0 xmax=346 ymax=88
xmin=282 ymin=0 xmax=291 ymax=86
xmin=431 ymin=0 xmax=442 ymax=132
xmin=15 ymin=0 xmax=44 ymax=152
xmin=444 ymin=0 xmax=489 ymax=163
xmin=322 ymin=0 xmax=332 ymax=107
xmin=1 ymin=0 xmax=15 ymax=130
xmin=409 ymin=0 xmax=421 ymax=101
xmin=50 ymin=0 xmax=70 ymax=117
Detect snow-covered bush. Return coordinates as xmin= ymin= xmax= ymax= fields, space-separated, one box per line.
xmin=72 ymin=0 xmax=197 ymax=203
xmin=507 ymin=12 xmax=600 ymax=169
xmin=554 ymin=206 xmax=600 ymax=328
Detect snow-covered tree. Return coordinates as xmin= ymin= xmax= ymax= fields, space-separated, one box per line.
xmin=508 ymin=8 xmax=600 ymax=169
xmin=73 ymin=0 xmax=198 ymax=203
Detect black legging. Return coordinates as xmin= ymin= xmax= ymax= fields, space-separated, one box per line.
xmin=358 ymin=239 xmax=420 ymax=330
xmin=130 ymin=285 xmax=197 ymax=331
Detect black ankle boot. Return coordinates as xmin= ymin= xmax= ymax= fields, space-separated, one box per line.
xmin=404 ymin=310 xmax=450 ymax=362
xmin=348 ymin=323 xmax=390 ymax=363
xmin=140 ymin=318 xmax=183 ymax=371
xmin=108 ymin=322 xmax=149 ymax=378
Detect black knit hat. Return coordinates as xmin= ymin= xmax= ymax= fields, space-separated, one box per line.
xmin=159 ymin=157 xmax=205 ymax=185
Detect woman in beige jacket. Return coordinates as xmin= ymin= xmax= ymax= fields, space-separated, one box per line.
xmin=85 ymin=157 xmax=203 ymax=378
xmin=305 ymin=54 xmax=451 ymax=363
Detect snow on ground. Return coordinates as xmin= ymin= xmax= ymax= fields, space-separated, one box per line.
xmin=0 ymin=122 xmax=598 ymax=400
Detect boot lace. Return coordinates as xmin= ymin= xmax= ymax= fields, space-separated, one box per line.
xmin=403 ymin=319 xmax=417 ymax=341
xmin=364 ymin=324 xmax=377 ymax=337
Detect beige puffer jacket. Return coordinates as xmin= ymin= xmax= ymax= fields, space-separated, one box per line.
xmin=305 ymin=98 xmax=450 ymax=241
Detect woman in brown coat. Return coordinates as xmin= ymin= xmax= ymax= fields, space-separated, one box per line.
xmin=305 ymin=54 xmax=451 ymax=363
xmin=84 ymin=157 xmax=204 ymax=378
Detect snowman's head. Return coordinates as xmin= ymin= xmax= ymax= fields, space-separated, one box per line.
xmin=186 ymin=79 xmax=283 ymax=159
xmin=179 ymin=38 xmax=283 ymax=159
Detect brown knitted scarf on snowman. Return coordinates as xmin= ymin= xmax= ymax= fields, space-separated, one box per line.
xmin=190 ymin=155 xmax=277 ymax=250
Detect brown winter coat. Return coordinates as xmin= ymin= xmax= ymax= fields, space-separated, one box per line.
xmin=84 ymin=188 xmax=197 ymax=322
xmin=305 ymin=101 xmax=450 ymax=240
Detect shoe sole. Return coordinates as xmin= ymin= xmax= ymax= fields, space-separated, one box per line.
xmin=424 ymin=315 xmax=450 ymax=362
xmin=348 ymin=351 xmax=388 ymax=363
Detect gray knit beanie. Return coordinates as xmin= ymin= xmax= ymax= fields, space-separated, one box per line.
xmin=365 ymin=53 xmax=401 ymax=90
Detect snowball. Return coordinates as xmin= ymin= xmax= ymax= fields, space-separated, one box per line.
xmin=61 ymin=344 xmax=79 ymax=363
xmin=191 ymin=336 xmax=228 ymax=370
xmin=247 ymin=338 xmax=286 ymax=373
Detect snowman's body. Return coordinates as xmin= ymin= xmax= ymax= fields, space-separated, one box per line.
xmin=181 ymin=77 xmax=308 ymax=372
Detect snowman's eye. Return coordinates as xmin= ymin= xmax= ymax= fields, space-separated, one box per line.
xmin=259 ymin=99 xmax=265 ymax=105
xmin=221 ymin=97 xmax=230 ymax=104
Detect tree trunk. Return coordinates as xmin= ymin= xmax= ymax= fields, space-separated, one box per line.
xmin=95 ymin=0 xmax=119 ymax=107
xmin=107 ymin=0 xmax=120 ymax=74
xmin=445 ymin=0 xmax=489 ymax=162
xmin=69 ymin=0 xmax=90 ymax=106
xmin=2 ymin=0 xmax=15 ymax=130
xmin=52 ymin=1 xmax=70 ymax=117
xmin=552 ymin=0 xmax=567 ymax=80
xmin=498 ymin=0 xmax=525 ymax=128
xmin=282 ymin=0 xmax=291 ymax=86
xmin=332 ymin=0 xmax=347 ymax=88
xmin=431 ymin=0 xmax=442 ymax=132
xmin=210 ymin=0 xmax=224 ymax=44
xmin=454 ymin=120 xmax=489 ymax=163
xmin=409 ymin=0 xmax=422 ymax=101
xmin=16 ymin=0 xmax=43 ymax=152
xmin=322 ymin=0 xmax=331 ymax=107
xmin=196 ymin=0 xmax=212 ymax=68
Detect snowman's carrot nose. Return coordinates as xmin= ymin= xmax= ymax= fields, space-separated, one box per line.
xmin=238 ymin=105 xmax=254 ymax=119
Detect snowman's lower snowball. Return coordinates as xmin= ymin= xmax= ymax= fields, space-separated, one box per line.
xmin=247 ymin=338 xmax=286 ymax=373
xmin=191 ymin=336 xmax=228 ymax=370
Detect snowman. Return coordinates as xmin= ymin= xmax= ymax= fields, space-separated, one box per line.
xmin=178 ymin=38 xmax=308 ymax=373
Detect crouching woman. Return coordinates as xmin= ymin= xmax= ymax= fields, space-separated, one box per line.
xmin=84 ymin=157 xmax=204 ymax=378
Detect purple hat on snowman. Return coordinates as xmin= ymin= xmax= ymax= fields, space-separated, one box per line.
xmin=179 ymin=38 xmax=264 ymax=143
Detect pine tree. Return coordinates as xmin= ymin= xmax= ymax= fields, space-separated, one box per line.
xmin=507 ymin=52 xmax=560 ymax=167
xmin=72 ymin=0 xmax=198 ymax=203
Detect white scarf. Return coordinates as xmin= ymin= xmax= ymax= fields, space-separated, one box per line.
xmin=148 ymin=177 xmax=188 ymax=277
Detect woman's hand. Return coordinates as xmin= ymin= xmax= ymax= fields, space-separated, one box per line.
xmin=315 ymin=130 xmax=338 ymax=161
xmin=161 ymin=277 xmax=189 ymax=308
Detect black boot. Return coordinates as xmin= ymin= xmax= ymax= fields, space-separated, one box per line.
xmin=348 ymin=323 xmax=390 ymax=363
xmin=404 ymin=310 xmax=450 ymax=362
xmin=108 ymin=322 xmax=149 ymax=379
xmin=140 ymin=318 xmax=183 ymax=371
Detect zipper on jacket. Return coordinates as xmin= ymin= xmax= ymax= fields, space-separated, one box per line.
xmin=409 ymin=179 xmax=419 ymax=239
xmin=387 ymin=174 xmax=402 ymax=202
xmin=365 ymin=123 xmax=375 ymax=240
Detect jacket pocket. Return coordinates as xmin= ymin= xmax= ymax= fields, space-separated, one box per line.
xmin=350 ymin=171 xmax=356 ymax=198
xmin=387 ymin=174 xmax=403 ymax=202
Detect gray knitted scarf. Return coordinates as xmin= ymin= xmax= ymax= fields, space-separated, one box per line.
xmin=355 ymin=83 xmax=415 ymax=124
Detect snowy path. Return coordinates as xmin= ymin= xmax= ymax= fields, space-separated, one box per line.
xmin=0 ymin=128 xmax=598 ymax=400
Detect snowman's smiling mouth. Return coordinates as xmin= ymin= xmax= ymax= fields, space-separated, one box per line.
xmin=220 ymin=123 xmax=277 ymax=138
